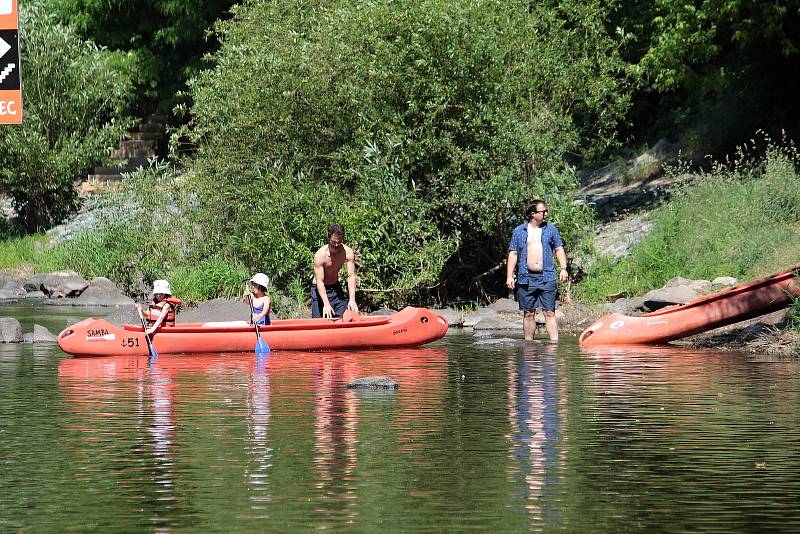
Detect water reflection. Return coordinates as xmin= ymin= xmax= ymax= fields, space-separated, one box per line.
xmin=246 ymin=355 xmax=272 ymax=512
xmin=508 ymin=343 xmax=563 ymax=530
xmin=13 ymin=334 xmax=799 ymax=532
xmin=575 ymin=344 xmax=800 ymax=532
xmin=57 ymin=349 xmax=448 ymax=528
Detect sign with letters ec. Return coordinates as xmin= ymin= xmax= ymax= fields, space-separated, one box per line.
xmin=0 ymin=0 xmax=22 ymax=124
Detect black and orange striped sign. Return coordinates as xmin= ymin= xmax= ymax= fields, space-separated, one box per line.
xmin=0 ymin=0 xmax=22 ymax=124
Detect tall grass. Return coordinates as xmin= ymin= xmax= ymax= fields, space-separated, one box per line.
xmin=0 ymin=234 xmax=50 ymax=273
xmin=576 ymin=141 xmax=800 ymax=301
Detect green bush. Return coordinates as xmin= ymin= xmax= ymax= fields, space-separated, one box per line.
xmin=15 ymin=0 xmax=626 ymax=306
xmin=172 ymin=0 xmax=625 ymax=302
xmin=48 ymin=0 xmax=239 ymax=112
xmin=0 ymin=3 xmax=137 ymax=231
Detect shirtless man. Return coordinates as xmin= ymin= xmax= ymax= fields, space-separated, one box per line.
xmin=311 ymin=223 xmax=358 ymax=318
xmin=506 ymin=200 xmax=569 ymax=341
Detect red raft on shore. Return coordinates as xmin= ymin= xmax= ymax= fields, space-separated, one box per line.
xmin=579 ymin=266 xmax=800 ymax=347
xmin=58 ymin=306 xmax=448 ymax=357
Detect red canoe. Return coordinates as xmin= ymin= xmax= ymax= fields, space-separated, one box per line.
xmin=579 ymin=266 xmax=800 ymax=347
xmin=58 ymin=306 xmax=448 ymax=357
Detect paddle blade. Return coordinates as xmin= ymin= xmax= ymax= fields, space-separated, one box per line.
xmin=256 ymin=337 xmax=270 ymax=355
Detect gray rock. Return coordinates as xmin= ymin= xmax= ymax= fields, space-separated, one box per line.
xmin=2 ymin=280 xmax=24 ymax=294
xmin=472 ymin=337 xmax=520 ymax=347
xmin=712 ymin=276 xmax=739 ymax=287
xmin=32 ymin=324 xmax=58 ymax=343
xmin=0 ymin=272 xmax=14 ymax=286
xmin=664 ymin=277 xmax=712 ymax=294
xmin=71 ymin=277 xmax=134 ymax=306
xmin=103 ymin=307 xmax=139 ymax=326
xmin=23 ymin=290 xmax=46 ymax=299
xmin=436 ymin=309 xmax=464 ymax=327
xmin=472 ymin=315 xmax=523 ymax=331
xmin=487 ymin=298 xmax=520 ymax=313
xmin=24 ymin=271 xmax=89 ymax=298
xmin=473 ymin=330 xmax=496 ymax=338
xmin=369 ymin=307 xmax=397 ymax=316
xmin=179 ymin=298 xmax=251 ymax=323
xmin=22 ymin=333 xmax=33 ymax=343
xmin=462 ymin=308 xmax=498 ymax=328
xmin=641 ymin=285 xmax=702 ymax=312
xmin=740 ymin=321 xmax=773 ymax=340
xmin=0 ymin=289 xmax=20 ymax=299
xmin=0 ymin=317 xmax=22 ymax=343
xmin=347 ymin=376 xmax=399 ymax=389
xmin=592 ymin=213 xmax=655 ymax=260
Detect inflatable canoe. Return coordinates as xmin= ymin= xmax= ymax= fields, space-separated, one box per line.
xmin=58 ymin=306 xmax=448 ymax=357
xmin=579 ymin=266 xmax=800 ymax=347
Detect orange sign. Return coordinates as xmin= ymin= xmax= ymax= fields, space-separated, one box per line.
xmin=0 ymin=0 xmax=22 ymax=124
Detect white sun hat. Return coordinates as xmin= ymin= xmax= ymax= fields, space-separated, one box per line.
xmin=152 ymin=279 xmax=172 ymax=295
xmin=250 ymin=273 xmax=270 ymax=290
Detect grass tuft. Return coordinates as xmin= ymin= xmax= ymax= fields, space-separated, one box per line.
xmin=576 ymin=139 xmax=800 ymax=301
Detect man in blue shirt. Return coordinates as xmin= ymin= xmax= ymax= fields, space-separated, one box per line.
xmin=506 ymin=200 xmax=569 ymax=341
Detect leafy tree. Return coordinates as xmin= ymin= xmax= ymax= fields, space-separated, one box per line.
xmin=615 ymin=0 xmax=800 ymax=152
xmin=0 ymin=3 xmax=137 ymax=231
xmin=175 ymin=0 xmax=627 ymax=302
xmin=46 ymin=0 xmax=239 ymax=112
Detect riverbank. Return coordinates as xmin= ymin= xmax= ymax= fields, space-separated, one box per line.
xmin=2 ymin=268 xmax=797 ymax=355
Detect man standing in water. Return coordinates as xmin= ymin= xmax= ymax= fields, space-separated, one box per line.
xmin=311 ymin=223 xmax=359 ymax=318
xmin=506 ymin=200 xmax=569 ymax=341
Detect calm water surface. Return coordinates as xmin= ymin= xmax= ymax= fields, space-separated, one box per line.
xmin=2 ymin=305 xmax=800 ymax=532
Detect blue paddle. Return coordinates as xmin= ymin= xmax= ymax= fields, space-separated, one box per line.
xmin=246 ymin=291 xmax=271 ymax=355
xmin=135 ymin=304 xmax=159 ymax=363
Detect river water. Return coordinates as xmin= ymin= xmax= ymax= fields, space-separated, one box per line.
xmin=2 ymin=304 xmax=800 ymax=532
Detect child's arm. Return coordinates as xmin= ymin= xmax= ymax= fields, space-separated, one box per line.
xmin=146 ymin=303 xmax=170 ymax=335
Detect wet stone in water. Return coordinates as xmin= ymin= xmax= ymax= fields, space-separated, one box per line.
xmin=347 ymin=376 xmax=399 ymax=389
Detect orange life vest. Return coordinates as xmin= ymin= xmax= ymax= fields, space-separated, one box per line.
xmin=144 ymin=296 xmax=181 ymax=327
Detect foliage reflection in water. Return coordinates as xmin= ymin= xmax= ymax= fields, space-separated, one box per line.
xmin=3 ymin=332 xmax=800 ymax=531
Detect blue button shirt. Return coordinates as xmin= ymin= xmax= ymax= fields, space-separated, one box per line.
xmin=508 ymin=222 xmax=564 ymax=284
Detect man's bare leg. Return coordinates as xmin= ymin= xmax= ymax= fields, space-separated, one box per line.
xmin=523 ymin=310 xmax=537 ymax=340
xmin=543 ymin=311 xmax=558 ymax=342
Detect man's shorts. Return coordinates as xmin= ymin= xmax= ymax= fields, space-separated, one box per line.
xmin=517 ymin=272 xmax=557 ymax=312
xmin=310 ymin=282 xmax=348 ymax=318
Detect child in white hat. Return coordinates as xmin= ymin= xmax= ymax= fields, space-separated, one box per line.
xmin=136 ymin=279 xmax=182 ymax=335
xmin=246 ymin=273 xmax=272 ymax=326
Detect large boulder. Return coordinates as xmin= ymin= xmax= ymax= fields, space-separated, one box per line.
xmin=0 ymin=317 xmax=22 ymax=343
xmin=71 ymin=277 xmax=134 ymax=306
xmin=24 ymin=271 xmax=89 ymax=298
xmin=369 ymin=308 xmax=397 ymax=316
xmin=0 ymin=280 xmax=25 ymax=300
xmin=0 ymin=289 xmax=19 ymax=301
xmin=32 ymin=324 xmax=58 ymax=343
xmin=488 ymin=298 xmax=521 ymax=313
xmin=472 ymin=315 xmax=523 ymax=331
xmin=179 ymin=298 xmax=251 ymax=323
xmin=435 ymin=309 xmax=464 ymax=327
xmin=664 ymin=277 xmax=713 ymax=294
xmin=0 ymin=271 xmax=14 ymax=286
xmin=641 ymin=286 xmax=702 ymax=312
xmin=462 ymin=308 xmax=499 ymax=328
xmin=712 ymin=276 xmax=739 ymax=287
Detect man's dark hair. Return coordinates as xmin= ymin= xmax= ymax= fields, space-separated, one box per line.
xmin=524 ymin=200 xmax=546 ymax=219
xmin=328 ymin=223 xmax=345 ymax=240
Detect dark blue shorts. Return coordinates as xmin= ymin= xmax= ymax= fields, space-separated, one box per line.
xmin=310 ymin=282 xmax=348 ymax=318
xmin=517 ymin=273 xmax=557 ymax=312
